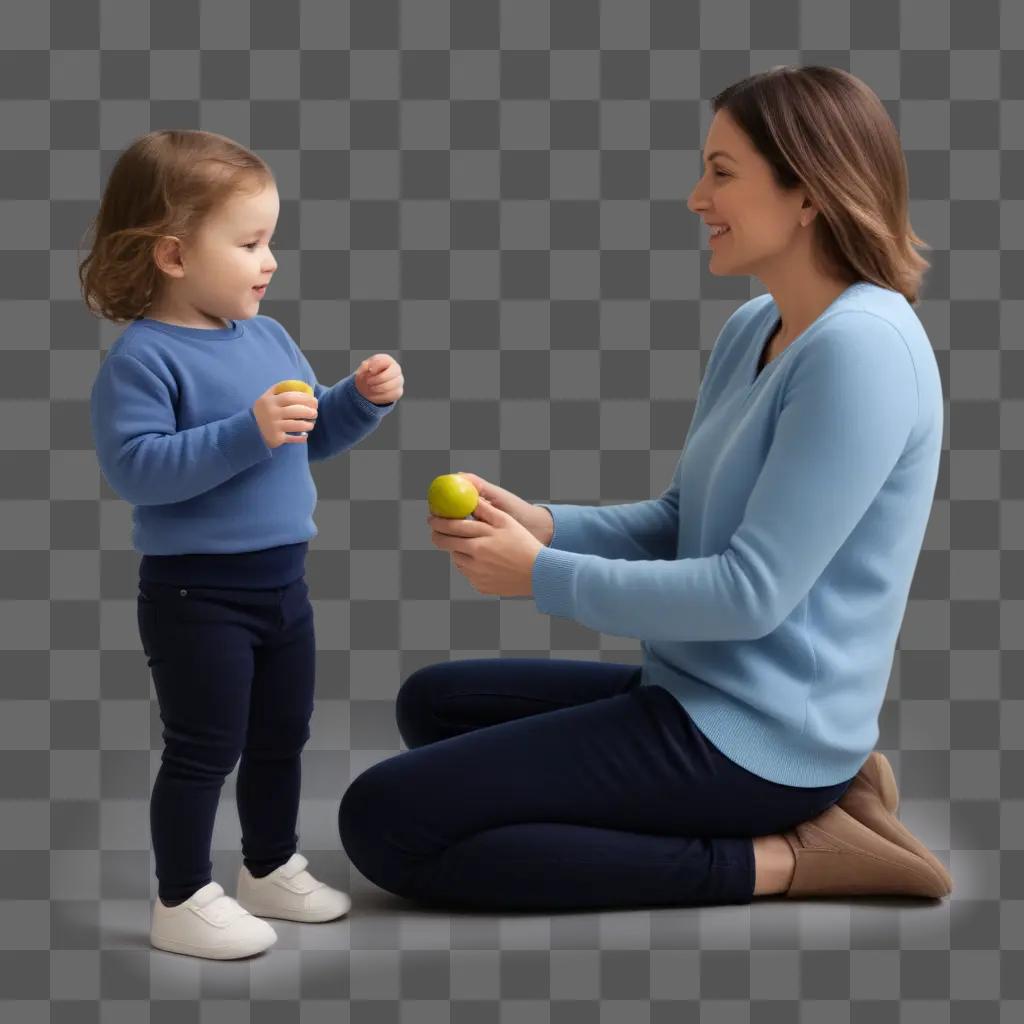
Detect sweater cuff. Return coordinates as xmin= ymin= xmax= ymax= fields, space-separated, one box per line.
xmin=215 ymin=408 xmax=273 ymax=472
xmin=533 ymin=502 xmax=595 ymax=552
xmin=343 ymin=373 xmax=394 ymax=418
xmin=531 ymin=544 xmax=584 ymax=620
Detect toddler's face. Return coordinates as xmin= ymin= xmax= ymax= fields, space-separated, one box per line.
xmin=184 ymin=182 xmax=280 ymax=322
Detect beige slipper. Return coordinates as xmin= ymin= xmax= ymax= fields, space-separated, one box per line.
xmin=836 ymin=751 xmax=953 ymax=896
xmin=782 ymin=801 xmax=950 ymax=899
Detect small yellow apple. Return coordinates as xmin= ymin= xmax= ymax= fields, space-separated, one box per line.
xmin=273 ymin=379 xmax=314 ymax=396
xmin=427 ymin=473 xmax=479 ymax=519
xmin=273 ymin=380 xmax=315 ymax=437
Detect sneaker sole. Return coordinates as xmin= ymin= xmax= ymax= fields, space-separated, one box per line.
xmin=236 ymin=897 xmax=351 ymax=923
xmin=150 ymin=930 xmax=277 ymax=960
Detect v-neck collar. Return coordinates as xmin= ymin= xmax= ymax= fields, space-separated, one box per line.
xmin=746 ymin=282 xmax=867 ymax=390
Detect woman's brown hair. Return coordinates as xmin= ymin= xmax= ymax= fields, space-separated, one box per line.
xmin=77 ymin=129 xmax=275 ymax=323
xmin=712 ymin=65 xmax=931 ymax=305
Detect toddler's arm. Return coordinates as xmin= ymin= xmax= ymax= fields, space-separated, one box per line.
xmin=90 ymin=352 xmax=271 ymax=506
xmin=291 ymin=350 xmax=395 ymax=463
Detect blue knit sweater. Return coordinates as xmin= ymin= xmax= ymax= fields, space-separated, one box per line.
xmin=90 ymin=315 xmax=394 ymax=556
xmin=531 ymin=282 xmax=943 ymax=786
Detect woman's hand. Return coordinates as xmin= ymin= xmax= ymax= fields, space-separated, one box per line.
xmin=355 ymin=354 xmax=404 ymax=405
xmin=428 ymin=495 xmax=544 ymax=597
xmin=452 ymin=472 xmax=553 ymax=546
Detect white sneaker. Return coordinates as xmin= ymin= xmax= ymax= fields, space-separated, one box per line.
xmin=150 ymin=881 xmax=278 ymax=960
xmin=236 ymin=853 xmax=351 ymax=923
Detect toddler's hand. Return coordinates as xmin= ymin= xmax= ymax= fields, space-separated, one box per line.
xmin=355 ymin=354 xmax=404 ymax=405
xmin=252 ymin=386 xmax=318 ymax=448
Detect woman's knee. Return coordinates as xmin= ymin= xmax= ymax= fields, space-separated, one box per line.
xmin=337 ymin=769 xmax=374 ymax=859
xmin=338 ymin=761 xmax=420 ymax=896
xmin=395 ymin=662 xmax=452 ymax=749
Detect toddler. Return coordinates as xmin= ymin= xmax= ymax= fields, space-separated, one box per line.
xmin=82 ymin=129 xmax=403 ymax=959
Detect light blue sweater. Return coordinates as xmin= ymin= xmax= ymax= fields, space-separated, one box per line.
xmin=531 ymin=282 xmax=943 ymax=787
xmin=90 ymin=315 xmax=394 ymax=555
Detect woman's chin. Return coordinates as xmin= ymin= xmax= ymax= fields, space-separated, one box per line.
xmin=708 ymin=252 xmax=743 ymax=276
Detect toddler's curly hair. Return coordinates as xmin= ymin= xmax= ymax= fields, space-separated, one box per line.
xmin=78 ymin=129 xmax=274 ymax=324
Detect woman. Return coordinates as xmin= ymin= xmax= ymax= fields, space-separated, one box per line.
xmin=338 ymin=66 xmax=953 ymax=911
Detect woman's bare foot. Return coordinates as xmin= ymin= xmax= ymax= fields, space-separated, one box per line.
xmin=752 ymin=834 xmax=796 ymax=896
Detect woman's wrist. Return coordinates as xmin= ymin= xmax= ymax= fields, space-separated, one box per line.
xmin=531 ymin=504 xmax=554 ymax=546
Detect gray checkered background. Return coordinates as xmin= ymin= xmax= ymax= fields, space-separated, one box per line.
xmin=0 ymin=0 xmax=1020 ymax=1019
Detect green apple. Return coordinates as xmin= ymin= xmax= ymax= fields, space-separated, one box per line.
xmin=427 ymin=473 xmax=479 ymax=518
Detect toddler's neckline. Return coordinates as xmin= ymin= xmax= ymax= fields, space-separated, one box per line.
xmin=135 ymin=317 xmax=243 ymax=340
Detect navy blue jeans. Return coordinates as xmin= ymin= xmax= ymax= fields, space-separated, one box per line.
xmin=339 ymin=659 xmax=855 ymax=912
xmin=138 ymin=575 xmax=315 ymax=903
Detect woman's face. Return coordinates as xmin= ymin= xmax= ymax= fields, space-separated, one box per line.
xmin=687 ymin=110 xmax=811 ymax=279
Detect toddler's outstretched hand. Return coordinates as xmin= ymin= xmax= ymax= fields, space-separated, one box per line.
xmin=355 ymin=354 xmax=404 ymax=405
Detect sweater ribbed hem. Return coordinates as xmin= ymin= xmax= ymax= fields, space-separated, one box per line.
xmin=139 ymin=540 xmax=308 ymax=588
xmin=642 ymin=662 xmax=865 ymax=789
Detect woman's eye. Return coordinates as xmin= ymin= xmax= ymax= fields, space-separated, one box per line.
xmin=714 ymin=170 xmax=729 ymax=178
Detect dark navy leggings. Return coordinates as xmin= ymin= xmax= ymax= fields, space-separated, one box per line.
xmin=138 ymin=577 xmax=316 ymax=903
xmin=339 ymin=659 xmax=855 ymax=912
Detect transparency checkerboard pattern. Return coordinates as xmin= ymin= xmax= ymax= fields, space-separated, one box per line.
xmin=0 ymin=0 xmax=1019 ymax=1018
